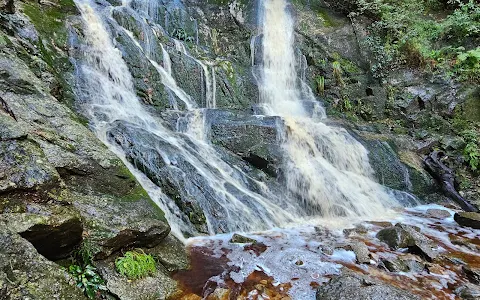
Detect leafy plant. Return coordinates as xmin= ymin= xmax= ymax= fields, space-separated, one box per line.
xmin=461 ymin=129 xmax=480 ymax=171
xmin=68 ymin=264 xmax=107 ymax=299
xmin=455 ymin=47 xmax=480 ymax=81
xmin=352 ymin=0 xmax=480 ymax=81
xmin=115 ymin=249 xmax=156 ymax=280
xmin=171 ymin=28 xmax=194 ymax=43
xmin=315 ymin=75 xmax=325 ymax=95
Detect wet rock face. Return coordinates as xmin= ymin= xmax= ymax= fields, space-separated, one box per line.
xmin=454 ymin=212 xmax=480 ymax=229
xmin=207 ymin=110 xmax=283 ymax=176
xmin=316 ymin=272 xmax=420 ymax=300
xmin=0 ymin=0 xmax=14 ymax=13
xmin=0 ymin=139 xmax=61 ymax=197
xmin=0 ymin=7 xmax=184 ymax=299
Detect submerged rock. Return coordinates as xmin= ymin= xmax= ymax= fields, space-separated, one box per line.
xmin=426 ymin=208 xmax=451 ymax=219
xmin=316 ymin=272 xmax=420 ymax=300
xmin=454 ymin=212 xmax=480 ymax=229
xmin=454 ymin=283 xmax=480 ymax=300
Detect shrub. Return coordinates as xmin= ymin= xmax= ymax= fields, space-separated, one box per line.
xmin=68 ymin=264 xmax=107 ymax=299
xmin=461 ymin=129 xmax=480 ymax=171
xmin=352 ymin=0 xmax=480 ymax=81
xmin=115 ymin=250 xmax=156 ymax=280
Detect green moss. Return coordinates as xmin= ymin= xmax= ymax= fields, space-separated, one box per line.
xmin=317 ymin=8 xmax=338 ymax=27
xmin=115 ymin=250 xmax=156 ymax=280
xmin=21 ymin=0 xmax=77 ymax=105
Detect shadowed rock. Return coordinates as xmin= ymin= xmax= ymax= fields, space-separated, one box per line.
xmin=454 ymin=212 xmax=480 ymax=229
xmin=376 ymin=223 xmax=439 ymax=261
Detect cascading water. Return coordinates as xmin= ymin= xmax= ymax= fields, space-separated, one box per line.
xmin=255 ymin=0 xmax=402 ymax=218
xmin=72 ymin=0 xmax=410 ymax=241
xmin=73 ymin=0 xmax=303 ymax=239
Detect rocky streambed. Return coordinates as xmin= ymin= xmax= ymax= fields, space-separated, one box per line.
xmin=172 ymin=205 xmax=480 ymax=300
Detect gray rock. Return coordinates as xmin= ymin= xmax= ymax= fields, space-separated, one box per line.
xmin=376 ymin=225 xmax=412 ymax=249
xmin=0 ymin=206 xmax=83 ymax=260
xmin=455 ymin=283 xmax=480 ymax=300
xmin=96 ymin=254 xmax=178 ymax=300
xmin=150 ymin=235 xmax=190 ymax=273
xmin=382 ymin=258 xmax=409 ymax=272
xmin=72 ymin=192 xmax=170 ymax=259
xmin=454 ymin=212 xmax=480 ymax=229
xmin=341 ymin=241 xmax=371 ymax=264
xmin=426 ymin=208 xmax=452 ymax=219
xmin=229 ymin=233 xmax=257 ymax=244
xmin=207 ymin=109 xmax=283 ymax=176
xmin=0 ymin=227 xmax=86 ymax=299
xmin=0 ymin=139 xmax=61 ymax=196
xmin=0 ymin=0 xmax=14 ymax=13
xmin=376 ymin=223 xmax=439 ymax=261
xmin=316 ymin=272 xmax=420 ymax=300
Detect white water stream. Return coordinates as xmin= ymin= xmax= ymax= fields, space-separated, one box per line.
xmin=257 ymin=0 xmax=400 ymax=218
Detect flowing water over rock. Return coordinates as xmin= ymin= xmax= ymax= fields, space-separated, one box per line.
xmin=73 ymin=0 xmax=410 ymax=240
xmin=73 ymin=0 xmax=303 ymax=238
xmin=256 ymin=0 xmax=404 ymax=218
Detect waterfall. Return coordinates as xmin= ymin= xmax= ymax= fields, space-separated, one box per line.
xmin=72 ymin=0 xmax=408 ymax=239
xmin=73 ymin=0 xmax=302 ymax=238
xmin=257 ymin=0 xmax=399 ymax=218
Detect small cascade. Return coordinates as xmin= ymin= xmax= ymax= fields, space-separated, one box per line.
xmin=173 ymin=39 xmax=216 ymax=108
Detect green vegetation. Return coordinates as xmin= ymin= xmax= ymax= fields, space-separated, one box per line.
xmin=461 ymin=129 xmax=480 ymax=171
xmin=352 ymin=0 xmax=480 ymax=81
xmin=315 ymin=75 xmax=325 ymax=95
xmin=171 ymin=28 xmax=195 ymax=43
xmin=68 ymin=264 xmax=107 ymax=299
xmin=332 ymin=61 xmax=345 ymax=87
xmin=115 ymin=249 xmax=156 ymax=280
xmin=66 ymin=240 xmax=106 ymax=299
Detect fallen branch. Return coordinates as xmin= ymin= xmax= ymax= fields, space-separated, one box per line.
xmin=424 ymin=151 xmax=478 ymax=212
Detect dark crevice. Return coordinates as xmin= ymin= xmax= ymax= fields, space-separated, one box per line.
xmin=242 ymin=153 xmax=277 ymax=177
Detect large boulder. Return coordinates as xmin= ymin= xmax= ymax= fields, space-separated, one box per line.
xmin=207 ymin=109 xmax=283 ymax=176
xmin=376 ymin=223 xmax=439 ymax=261
xmin=0 ymin=227 xmax=86 ymax=299
xmin=1 ymin=205 xmax=83 ymax=260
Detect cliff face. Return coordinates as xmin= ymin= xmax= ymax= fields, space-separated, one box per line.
xmin=0 ymin=0 xmax=478 ymax=298
xmin=0 ymin=1 xmax=187 ymax=299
